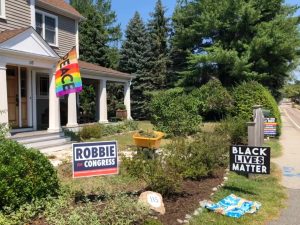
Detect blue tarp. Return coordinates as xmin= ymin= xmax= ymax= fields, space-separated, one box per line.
xmin=204 ymin=194 xmax=261 ymax=218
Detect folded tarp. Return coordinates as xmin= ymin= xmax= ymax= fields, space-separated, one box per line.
xmin=204 ymin=194 xmax=261 ymax=218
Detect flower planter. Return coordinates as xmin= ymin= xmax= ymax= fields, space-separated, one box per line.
xmin=116 ymin=109 xmax=127 ymax=120
xmin=132 ymin=131 xmax=165 ymax=149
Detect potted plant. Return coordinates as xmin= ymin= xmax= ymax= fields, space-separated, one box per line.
xmin=132 ymin=130 xmax=165 ymax=149
xmin=116 ymin=103 xmax=127 ymax=120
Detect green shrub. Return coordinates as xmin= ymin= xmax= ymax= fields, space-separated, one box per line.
xmin=122 ymin=154 xmax=182 ymax=196
xmin=79 ymin=121 xmax=138 ymax=140
xmin=216 ymin=116 xmax=248 ymax=145
xmin=0 ymin=139 xmax=59 ymax=210
xmin=165 ymin=132 xmax=229 ymax=180
xmin=143 ymin=218 xmax=164 ymax=225
xmin=232 ymin=81 xmax=281 ymax=135
xmin=45 ymin=193 xmax=149 ymax=225
xmin=79 ymin=123 xmax=103 ymax=140
xmin=190 ymin=79 xmax=233 ymax=120
xmin=149 ymin=91 xmax=202 ymax=136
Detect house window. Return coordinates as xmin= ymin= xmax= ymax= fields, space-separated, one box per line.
xmin=39 ymin=76 xmax=49 ymax=97
xmin=0 ymin=0 xmax=5 ymax=19
xmin=35 ymin=10 xmax=58 ymax=46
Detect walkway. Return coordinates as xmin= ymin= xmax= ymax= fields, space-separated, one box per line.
xmin=268 ymin=102 xmax=300 ymax=225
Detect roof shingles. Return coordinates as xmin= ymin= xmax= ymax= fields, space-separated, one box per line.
xmin=79 ymin=60 xmax=133 ymax=79
xmin=37 ymin=0 xmax=83 ymax=18
xmin=0 ymin=27 xmax=29 ymax=43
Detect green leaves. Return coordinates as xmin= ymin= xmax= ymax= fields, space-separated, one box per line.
xmin=172 ymin=0 xmax=300 ymax=96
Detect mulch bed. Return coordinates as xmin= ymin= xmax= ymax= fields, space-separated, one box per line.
xmin=158 ymin=169 xmax=225 ymax=225
xmin=31 ymin=169 xmax=225 ymax=225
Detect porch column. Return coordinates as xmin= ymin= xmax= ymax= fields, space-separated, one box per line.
xmin=98 ymin=79 xmax=108 ymax=123
xmin=0 ymin=63 xmax=9 ymax=125
xmin=67 ymin=93 xmax=78 ymax=127
xmin=48 ymin=71 xmax=61 ymax=133
xmin=124 ymin=80 xmax=132 ymax=120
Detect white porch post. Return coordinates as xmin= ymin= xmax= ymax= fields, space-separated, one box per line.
xmin=99 ymin=79 xmax=108 ymax=123
xmin=48 ymin=70 xmax=61 ymax=132
xmin=32 ymin=71 xmax=37 ymax=130
xmin=124 ymin=80 xmax=132 ymax=120
xmin=27 ymin=69 xmax=33 ymax=127
xmin=0 ymin=63 xmax=9 ymax=126
xmin=67 ymin=93 xmax=78 ymax=127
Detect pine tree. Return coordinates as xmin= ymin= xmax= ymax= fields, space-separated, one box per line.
xmin=147 ymin=0 xmax=170 ymax=89
xmin=70 ymin=0 xmax=121 ymax=69
xmin=172 ymin=0 xmax=300 ymax=98
xmin=119 ymin=12 xmax=152 ymax=119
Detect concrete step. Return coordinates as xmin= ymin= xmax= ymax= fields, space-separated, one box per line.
xmin=24 ymin=137 xmax=71 ymax=149
xmin=10 ymin=132 xmax=64 ymax=143
xmin=39 ymin=142 xmax=74 ymax=154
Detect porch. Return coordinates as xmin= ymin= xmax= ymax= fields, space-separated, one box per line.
xmin=0 ymin=27 xmax=134 ymax=134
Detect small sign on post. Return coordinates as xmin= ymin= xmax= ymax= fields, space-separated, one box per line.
xmin=72 ymin=141 xmax=118 ymax=178
xmin=264 ymin=118 xmax=277 ymax=137
xmin=230 ymin=145 xmax=270 ymax=174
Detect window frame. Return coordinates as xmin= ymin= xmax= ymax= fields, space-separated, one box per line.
xmin=0 ymin=0 xmax=6 ymax=19
xmin=37 ymin=75 xmax=50 ymax=99
xmin=35 ymin=9 xmax=58 ymax=47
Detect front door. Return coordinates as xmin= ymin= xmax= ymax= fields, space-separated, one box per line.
xmin=7 ymin=66 xmax=19 ymax=128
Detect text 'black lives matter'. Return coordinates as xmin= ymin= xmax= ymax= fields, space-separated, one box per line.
xmin=230 ymin=146 xmax=270 ymax=174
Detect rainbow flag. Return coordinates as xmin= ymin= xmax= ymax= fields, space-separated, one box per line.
xmin=55 ymin=47 xmax=82 ymax=97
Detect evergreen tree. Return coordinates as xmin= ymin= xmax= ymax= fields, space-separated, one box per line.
xmin=70 ymin=0 xmax=121 ymax=69
xmin=119 ymin=12 xmax=152 ymax=119
xmin=147 ymin=0 xmax=170 ymax=88
xmin=172 ymin=0 xmax=300 ymax=98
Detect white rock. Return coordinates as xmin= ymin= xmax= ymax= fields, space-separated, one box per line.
xmin=138 ymin=191 xmax=165 ymax=215
xmin=212 ymin=187 xmax=218 ymax=192
xmin=185 ymin=214 xmax=192 ymax=219
xmin=177 ymin=219 xmax=184 ymax=223
xmin=199 ymin=200 xmax=207 ymax=208
xmin=224 ymin=176 xmax=228 ymax=180
xmin=183 ymin=220 xmax=189 ymax=223
xmin=193 ymin=210 xmax=200 ymax=216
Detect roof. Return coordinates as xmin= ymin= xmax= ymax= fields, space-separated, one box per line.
xmin=0 ymin=27 xmax=29 ymax=43
xmin=37 ymin=0 xmax=83 ymax=20
xmin=79 ymin=60 xmax=134 ymax=79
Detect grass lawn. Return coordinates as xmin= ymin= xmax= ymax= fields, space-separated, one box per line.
xmin=264 ymin=138 xmax=282 ymax=158
xmin=97 ymin=121 xmax=171 ymax=151
xmin=190 ymin=164 xmax=286 ymax=225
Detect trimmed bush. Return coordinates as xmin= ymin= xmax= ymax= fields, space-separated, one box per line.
xmin=165 ymin=132 xmax=229 ymax=180
xmin=78 ymin=121 xmax=138 ymax=140
xmin=216 ymin=116 xmax=248 ymax=145
xmin=149 ymin=89 xmax=202 ymax=136
xmin=121 ymin=154 xmax=182 ymax=196
xmin=232 ymin=81 xmax=281 ymax=135
xmin=0 ymin=139 xmax=59 ymax=210
xmin=190 ymin=79 xmax=233 ymax=120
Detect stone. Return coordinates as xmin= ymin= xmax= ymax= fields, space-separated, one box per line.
xmin=224 ymin=176 xmax=228 ymax=180
xmin=138 ymin=191 xmax=165 ymax=215
xmin=210 ymin=193 xmax=214 ymax=196
xmin=177 ymin=219 xmax=184 ymax=223
xmin=193 ymin=210 xmax=200 ymax=216
xmin=185 ymin=214 xmax=192 ymax=219
xmin=212 ymin=187 xmax=218 ymax=192
xmin=183 ymin=220 xmax=189 ymax=223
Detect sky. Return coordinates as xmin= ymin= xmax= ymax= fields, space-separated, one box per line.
xmin=111 ymin=0 xmax=177 ymax=33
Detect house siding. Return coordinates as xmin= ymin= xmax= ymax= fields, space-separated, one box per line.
xmin=36 ymin=7 xmax=76 ymax=57
xmin=0 ymin=0 xmax=31 ymax=32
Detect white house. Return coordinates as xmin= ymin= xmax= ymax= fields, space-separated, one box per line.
xmin=0 ymin=0 xmax=134 ymax=137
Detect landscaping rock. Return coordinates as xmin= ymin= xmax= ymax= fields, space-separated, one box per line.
xmin=183 ymin=219 xmax=189 ymax=223
xmin=212 ymin=187 xmax=218 ymax=192
xmin=177 ymin=219 xmax=184 ymax=223
xmin=185 ymin=214 xmax=192 ymax=219
xmin=138 ymin=191 xmax=165 ymax=215
xmin=224 ymin=176 xmax=228 ymax=180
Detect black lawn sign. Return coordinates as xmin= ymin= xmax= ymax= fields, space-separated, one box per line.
xmin=230 ymin=145 xmax=270 ymax=174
